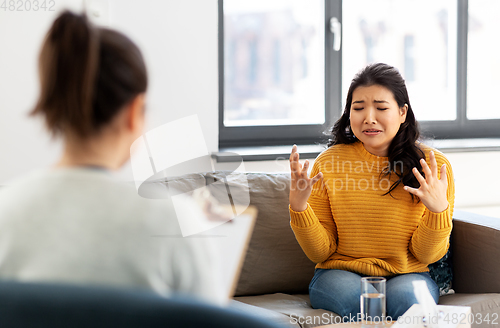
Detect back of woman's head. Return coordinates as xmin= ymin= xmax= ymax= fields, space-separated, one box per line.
xmin=330 ymin=63 xmax=425 ymax=200
xmin=32 ymin=10 xmax=147 ymax=138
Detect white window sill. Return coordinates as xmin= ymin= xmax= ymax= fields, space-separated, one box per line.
xmin=212 ymin=138 xmax=500 ymax=162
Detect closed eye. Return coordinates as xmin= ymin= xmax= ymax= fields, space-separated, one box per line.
xmin=352 ymin=107 xmax=364 ymax=111
xmin=378 ymin=108 xmax=388 ymax=110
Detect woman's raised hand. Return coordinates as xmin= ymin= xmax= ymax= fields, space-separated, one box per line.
xmin=404 ymin=151 xmax=449 ymax=213
xmin=289 ymin=145 xmax=323 ymax=212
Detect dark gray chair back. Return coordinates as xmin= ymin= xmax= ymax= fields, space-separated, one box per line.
xmin=0 ymin=281 xmax=284 ymax=328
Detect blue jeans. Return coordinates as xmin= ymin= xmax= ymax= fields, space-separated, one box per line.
xmin=309 ymin=269 xmax=439 ymax=320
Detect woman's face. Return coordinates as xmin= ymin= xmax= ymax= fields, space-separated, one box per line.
xmin=349 ymin=84 xmax=407 ymax=157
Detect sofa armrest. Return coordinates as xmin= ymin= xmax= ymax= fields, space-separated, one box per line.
xmin=451 ymin=209 xmax=500 ymax=293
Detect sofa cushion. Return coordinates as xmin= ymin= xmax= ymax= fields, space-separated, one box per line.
xmin=205 ymin=172 xmax=316 ymax=296
xmin=235 ymin=292 xmax=500 ymax=328
xmin=138 ymin=173 xmax=206 ymax=198
xmin=229 ymin=299 xmax=301 ymax=328
xmin=234 ymin=293 xmax=341 ymax=328
xmin=439 ymin=293 xmax=500 ymax=328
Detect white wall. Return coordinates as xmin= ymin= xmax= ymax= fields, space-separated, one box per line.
xmin=0 ymin=1 xmax=498 ymax=218
xmin=444 ymin=151 xmax=500 ymax=217
xmin=0 ymin=0 xmax=84 ymax=184
xmin=107 ymin=0 xmax=219 ymax=180
xmin=0 ymin=0 xmax=219 ymax=183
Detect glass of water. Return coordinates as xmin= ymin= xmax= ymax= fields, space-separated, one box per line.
xmin=360 ymin=277 xmax=386 ymax=325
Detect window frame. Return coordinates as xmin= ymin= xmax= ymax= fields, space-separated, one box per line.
xmin=218 ymin=0 xmax=500 ymax=150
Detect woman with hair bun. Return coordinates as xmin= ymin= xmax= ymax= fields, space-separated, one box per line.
xmin=0 ymin=10 xmax=225 ymax=305
xmin=289 ymin=63 xmax=454 ymax=319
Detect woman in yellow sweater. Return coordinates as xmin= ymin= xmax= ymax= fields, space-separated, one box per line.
xmin=289 ymin=63 xmax=454 ymax=320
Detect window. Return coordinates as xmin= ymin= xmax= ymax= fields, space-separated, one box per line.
xmin=219 ymin=0 xmax=500 ymax=150
xmin=342 ymin=0 xmax=457 ymax=122
xmin=219 ymin=0 xmax=341 ymax=148
xmin=467 ymin=0 xmax=500 ymax=120
xmin=223 ymin=1 xmax=325 ymax=127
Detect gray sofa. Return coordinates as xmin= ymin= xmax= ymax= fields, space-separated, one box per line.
xmin=157 ymin=171 xmax=500 ymax=328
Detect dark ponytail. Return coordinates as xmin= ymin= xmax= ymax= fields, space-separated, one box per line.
xmin=32 ymin=10 xmax=147 ymax=138
xmin=329 ymin=63 xmax=425 ymax=201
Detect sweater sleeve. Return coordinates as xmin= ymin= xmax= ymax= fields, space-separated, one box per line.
xmin=289 ymin=158 xmax=338 ymax=263
xmin=409 ymin=153 xmax=455 ymax=265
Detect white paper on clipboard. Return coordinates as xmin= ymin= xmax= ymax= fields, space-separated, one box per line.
xmin=196 ymin=205 xmax=257 ymax=300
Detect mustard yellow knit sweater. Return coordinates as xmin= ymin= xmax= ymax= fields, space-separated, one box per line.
xmin=289 ymin=141 xmax=455 ymax=276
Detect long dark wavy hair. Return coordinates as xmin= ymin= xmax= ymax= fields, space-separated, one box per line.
xmin=328 ymin=63 xmax=425 ymax=200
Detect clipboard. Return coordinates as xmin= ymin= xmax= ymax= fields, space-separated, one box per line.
xmin=197 ymin=205 xmax=257 ymax=300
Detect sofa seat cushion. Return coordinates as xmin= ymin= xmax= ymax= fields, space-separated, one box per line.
xmin=235 ymin=293 xmax=500 ymax=328
xmin=439 ymin=293 xmax=500 ymax=328
xmin=229 ymin=298 xmax=301 ymax=328
xmin=234 ymin=293 xmax=341 ymax=328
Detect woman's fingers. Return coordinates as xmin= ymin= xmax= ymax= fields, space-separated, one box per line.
xmin=440 ymin=164 xmax=447 ymax=184
xmin=289 ymin=145 xmax=319 ymax=191
xmin=293 ymin=152 xmax=302 ymax=176
xmin=289 ymin=145 xmax=311 ymax=179
xmin=303 ymin=159 xmax=310 ymax=176
xmin=404 ymin=185 xmax=420 ymax=197
xmin=412 ymin=167 xmax=427 ymax=187
xmin=405 ymin=152 xmax=449 ymax=212
xmin=289 ymin=145 xmax=297 ymax=161
xmin=310 ymin=172 xmax=323 ymax=185
xmin=420 ymin=158 xmax=432 ymax=181
xmin=429 ymin=151 xmax=438 ymax=179
xmin=289 ymin=145 xmax=301 ymax=174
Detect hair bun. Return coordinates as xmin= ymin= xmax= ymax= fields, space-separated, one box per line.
xmin=50 ymin=10 xmax=92 ymax=41
xmin=33 ymin=10 xmax=147 ymax=138
xmin=35 ymin=10 xmax=99 ymax=137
